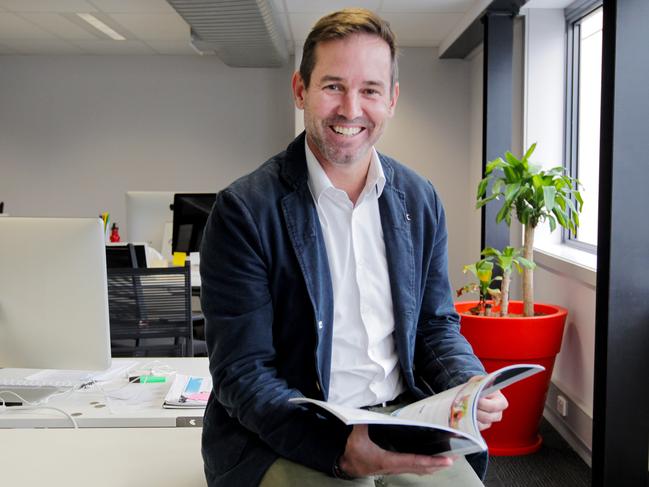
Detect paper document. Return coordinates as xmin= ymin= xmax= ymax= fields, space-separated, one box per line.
xmin=163 ymin=374 xmax=212 ymax=408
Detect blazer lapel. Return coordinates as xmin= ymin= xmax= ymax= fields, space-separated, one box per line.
xmin=378 ymin=161 xmax=417 ymax=371
xmin=280 ymin=135 xmax=334 ymax=399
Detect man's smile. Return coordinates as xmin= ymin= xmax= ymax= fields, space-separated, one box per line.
xmin=331 ymin=125 xmax=365 ymax=137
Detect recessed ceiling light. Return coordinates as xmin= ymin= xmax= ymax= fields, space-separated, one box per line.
xmin=77 ymin=13 xmax=125 ymax=41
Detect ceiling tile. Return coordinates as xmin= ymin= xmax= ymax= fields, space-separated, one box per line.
xmin=284 ymin=0 xmax=381 ymax=13
xmin=288 ymin=12 xmax=327 ymax=43
xmin=145 ymin=39 xmax=196 ymax=55
xmin=379 ymin=12 xmax=463 ymax=46
xmin=0 ymin=0 xmax=97 ymax=13
xmin=89 ymin=0 xmax=176 ymax=14
xmin=72 ymin=38 xmax=155 ymax=53
xmin=274 ymin=11 xmax=293 ymax=45
xmin=107 ymin=13 xmax=188 ymax=40
xmin=380 ymin=0 xmax=474 ymax=13
xmin=0 ymin=12 xmax=57 ymax=38
xmin=2 ymin=38 xmax=85 ymax=53
xmin=269 ymin=0 xmax=285 ymax=14
xmin=20 ymin=13 xmax=98 ymax=39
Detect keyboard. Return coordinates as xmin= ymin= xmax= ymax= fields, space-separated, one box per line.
xmin=0 ymin=378 xmax=84 ymax=388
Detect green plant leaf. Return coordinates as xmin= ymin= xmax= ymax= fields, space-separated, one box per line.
xmin=481 ymin=247 xmax=501 ymax=257
xmin=543 ymin=186 xmax=557 ymax=212
xmin=477 ymin=177 xmax=489 ymax=198
xmin=517 ymin=256 xmax=536 ymax=269
xmin=504 ymin=183 xmax=521 ymax=201
xmin=492 ymin=179 xmax=505 ymax=195
xmin=485 ymin=158 xmax=505 ymax=175
xmin=523 ymin=143 xmax=536 ymax=161
xmin=505 ymin=151 xmax=521 ymax=167
xmin=574 ymin=190 xmax=584 ymax=210
xmin=572 ymin=209 xmax=580 ymax=228
xmin=553 ymin=206 xmax=569 ymax=229
xmin=476 ymin=193 xmax=500 ymax=209
xmin=548 ymin=214 xmax=557 ymax=232
xmin=503 ymin=165 xmax=518 ymax=182
xmin=496 ymin=202 xmax=510 ymax=224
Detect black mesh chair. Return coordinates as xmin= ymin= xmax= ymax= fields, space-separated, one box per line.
xmin=107 ymin=264 xmax=193 ymax=357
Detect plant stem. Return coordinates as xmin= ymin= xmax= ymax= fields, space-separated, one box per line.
xmin=501 ymin=268 xmax=511 ymax=316
xmin=523 ymin=224 xmax=535 ymax=316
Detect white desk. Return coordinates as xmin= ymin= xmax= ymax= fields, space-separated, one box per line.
xmin=3 ymin=427 xmax=206 ymax=486
xmin=0 ymin=358 xmax=484 ymax=486
xmin=0 ymin=357 xmax=208 ymax=429
xmin=1 ymin=358 xmax=209 ymax=487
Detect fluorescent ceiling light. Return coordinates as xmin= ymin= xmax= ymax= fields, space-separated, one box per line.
xmin=77 ymin=13 xmax=125 ymax=41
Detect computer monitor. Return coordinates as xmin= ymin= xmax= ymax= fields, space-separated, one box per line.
xmin=172 ymin=193 xmax=216 ymax=254
xmin=106 ymin=243 xmax=147 ymax=268
xmin=0 ymin=217 xmax=112 ymax=371
xmin=125 ymin=191 xmax=174 ymax=252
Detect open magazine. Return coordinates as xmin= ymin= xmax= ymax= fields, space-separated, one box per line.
xmin=290 ymin=364 xmax=544 ymax=456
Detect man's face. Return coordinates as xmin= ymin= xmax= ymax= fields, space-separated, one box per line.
xmin=292 ymin=34 xmax=399 ymax=170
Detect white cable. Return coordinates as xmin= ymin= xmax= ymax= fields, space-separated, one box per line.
xmin=0 ymin=391 xmax=79 ymax=428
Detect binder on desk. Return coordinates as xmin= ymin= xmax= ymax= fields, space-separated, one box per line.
xmin=163 ymin=374 xmax=212 ymax=409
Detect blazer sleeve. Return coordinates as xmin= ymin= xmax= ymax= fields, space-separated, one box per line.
xmin=414 ymin=186 xmax=486 ymax=392
xmin=200 ymin=189 xmax=350 ymax=475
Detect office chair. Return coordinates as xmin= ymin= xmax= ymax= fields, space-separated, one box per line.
xmin=107 ymin=264 xmax=194 ymax=357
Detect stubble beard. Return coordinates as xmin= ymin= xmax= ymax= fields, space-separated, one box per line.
xmin=305 ymin=116 xmax=378 ymax=168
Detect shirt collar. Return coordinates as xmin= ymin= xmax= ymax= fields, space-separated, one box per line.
xmin=305 ymin=141 xmax=386 ymax=203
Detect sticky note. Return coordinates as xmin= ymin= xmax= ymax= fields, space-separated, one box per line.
xmin=172 ymin=252 xmax=187 ymax=267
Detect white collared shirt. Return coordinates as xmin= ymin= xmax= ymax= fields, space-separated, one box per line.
xmin=305 ymin=143 xmax=404 ymax=408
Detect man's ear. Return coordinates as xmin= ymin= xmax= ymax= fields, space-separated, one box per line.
xmin=387 ymin=82 xmax=399 ymax=117
xmin=292 ymin=71 xmax=306 ymax=110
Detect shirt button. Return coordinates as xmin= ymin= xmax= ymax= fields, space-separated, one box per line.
xmin=317 ymin=321 xmax=323 ymax=330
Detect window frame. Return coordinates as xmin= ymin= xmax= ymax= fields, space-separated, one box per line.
xmin=563 ymin=0 xmax=602 ymax=254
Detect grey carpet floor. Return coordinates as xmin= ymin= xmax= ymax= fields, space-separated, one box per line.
xmin=484 ymin=419 xmax=591 ymax=487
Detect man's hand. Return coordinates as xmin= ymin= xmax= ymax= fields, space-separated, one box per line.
xmin=338 ymin=424 xmax=454 ymax=478
xmin=475 ymin=389 xmax=509 ymax=431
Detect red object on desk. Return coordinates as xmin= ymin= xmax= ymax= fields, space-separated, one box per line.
xmin=109 ymin=223 xmax=121 ymax=242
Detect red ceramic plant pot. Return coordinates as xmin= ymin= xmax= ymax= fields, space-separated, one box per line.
xmin=455 ymin=300 xmax=568 ymax=456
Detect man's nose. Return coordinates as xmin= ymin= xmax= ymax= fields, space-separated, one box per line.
xmin=338 ymin=91 xmax=363 ymax=120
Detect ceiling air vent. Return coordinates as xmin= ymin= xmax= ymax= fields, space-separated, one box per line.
xmin=167 ymin=0 xmax=288 ymax=67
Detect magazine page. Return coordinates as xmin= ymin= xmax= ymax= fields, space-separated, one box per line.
xmin=480 ymin=364 xmax=544 ymax=397
xmin=394 ymin=364 xmax=544 ymax=437
xmin=391 ymin=379 xmax=484 ymax=440
xmin=289 ymin=397 xmax=484 ymax=457
xmin=163 ymin=374 xmax=212 ymax=409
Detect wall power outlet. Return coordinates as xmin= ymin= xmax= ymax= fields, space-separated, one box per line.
xmin=556 ymin=394 xmax=568 ymax=417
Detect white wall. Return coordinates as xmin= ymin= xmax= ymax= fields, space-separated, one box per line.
xmin=0 ymin=55 xmax=293 ymax=236
xmin=2 ymin=48 xmax=477 ymax=291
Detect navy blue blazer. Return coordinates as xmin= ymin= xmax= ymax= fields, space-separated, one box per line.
xmin=199 ymin=133 xmax=485 ymax=486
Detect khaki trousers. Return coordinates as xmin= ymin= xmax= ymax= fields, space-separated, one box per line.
xmin=259 ymin=456 xmax=484 ymax=487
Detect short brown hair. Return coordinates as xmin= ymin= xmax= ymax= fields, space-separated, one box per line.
xmin=299 ymin=8 xmax=398 ymax=94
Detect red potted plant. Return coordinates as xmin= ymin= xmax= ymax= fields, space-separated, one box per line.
xmin=457 ymin=144 xmax=582 ymax=455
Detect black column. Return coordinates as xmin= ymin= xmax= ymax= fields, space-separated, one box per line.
xmin=592 ymin=0 xmax=649 ymax=486
xmin=481 ymin=12 xmax=514 ymax=251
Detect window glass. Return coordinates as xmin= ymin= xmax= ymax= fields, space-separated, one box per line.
xmin=568 ymin=7 xmax=602 ymax=250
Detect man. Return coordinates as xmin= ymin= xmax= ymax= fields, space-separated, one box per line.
xmin=200 ymin=8 xmax=508 ymax=487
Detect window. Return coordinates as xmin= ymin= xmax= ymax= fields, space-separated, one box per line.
xmin=565 ymin=2 xmax=603 ymax=251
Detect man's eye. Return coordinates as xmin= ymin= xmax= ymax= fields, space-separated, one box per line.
xmin=325 ymin=84 xmax=342 ymax=91
xmin=363 ymin=89 xmax=380 ymax=96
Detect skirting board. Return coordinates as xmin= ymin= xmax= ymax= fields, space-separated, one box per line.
xmin=544 ymin=382 xmax=593 ymax=467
